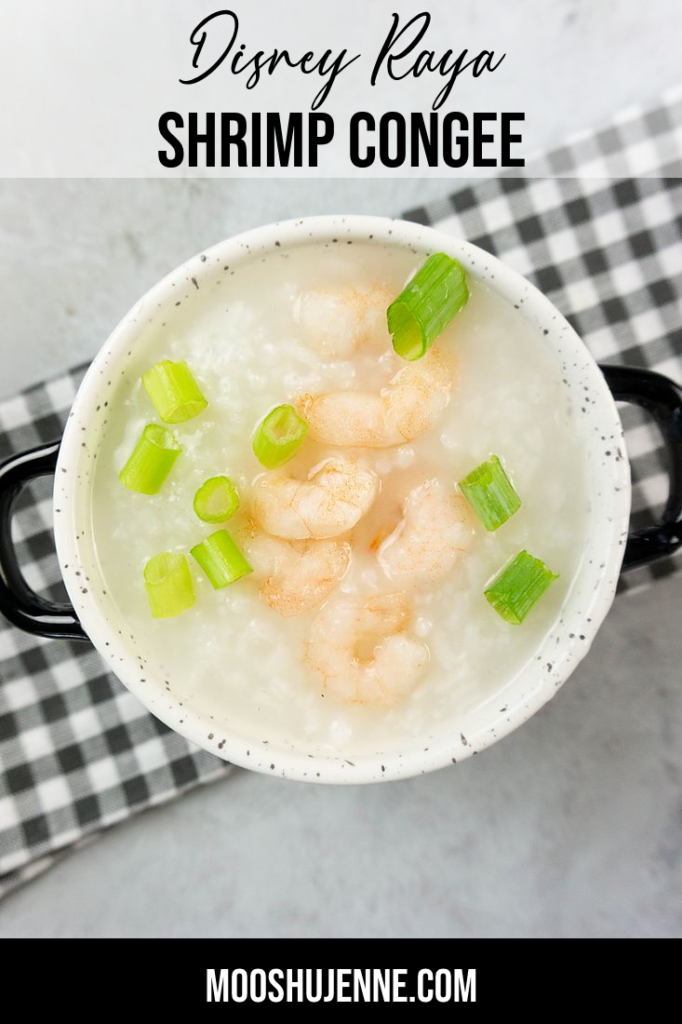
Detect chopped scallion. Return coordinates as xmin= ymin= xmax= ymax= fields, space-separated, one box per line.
xmin=459 ymin=455 xmax=521 ymax=531
xmin=144 ymin=552 xmax=195 ymax=618
xmin=387 ymin=253 xmax=469 ymax=361
xmin=193 ymin=475 xmax=240 ymax=523
xmin=484 ymin=551 xmax=559 ymax=625
xmin=142 ymin=360 xmax=208 ymax=423
xmin=253 ymin=404 xmax=308 ymax=469
xmin=119 ymin=423 xmax=182 ymax=494
xmin=190 ymin=530 xmax=253 ymax=589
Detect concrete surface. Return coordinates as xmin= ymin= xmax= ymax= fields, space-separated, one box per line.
xmin=1 ymin=0 xmax=682 ymax=935
xmin=0 ymin=174 xmax=679 ymax=938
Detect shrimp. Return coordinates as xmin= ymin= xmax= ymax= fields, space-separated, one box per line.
xmin=243 ymin=531 xmax=350 ymax=617
xmin=251 ymin=455 xmax=378 ymax=540
xmin=305 ymin=592 xmax=429 ymax=706
xmin=294 ymin=285 xmax=394 ymax=359
xmin=378 ymin=480 xmax=474 ymax=587
xmin=298 ymin=348 xmax=454 ymax=448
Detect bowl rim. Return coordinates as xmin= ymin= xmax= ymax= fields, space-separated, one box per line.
xmin=53 ymin=214 xmax=631 ymax=784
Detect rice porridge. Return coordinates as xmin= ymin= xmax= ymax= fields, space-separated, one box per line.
xmin=91 ymin=241 xmax=590 ymax=756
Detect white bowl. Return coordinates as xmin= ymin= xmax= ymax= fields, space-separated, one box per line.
xmin=3 ymin=217 xmax=640 ymax=781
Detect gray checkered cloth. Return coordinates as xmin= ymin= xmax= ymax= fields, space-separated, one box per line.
xmin=2 ymin=87 xmax=682 ymax=898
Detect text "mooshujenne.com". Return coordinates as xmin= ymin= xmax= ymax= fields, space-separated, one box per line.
xmin=206 ymin=968 xmax=476 ymax=1003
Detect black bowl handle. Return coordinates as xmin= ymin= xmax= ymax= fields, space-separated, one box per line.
xmin=1 ymin=368 xmax=678 ymax=636
xmin=0 ymin=441 xmax=87 ymax=640
xmin=601 ymin=364 xmax=682 ymax=572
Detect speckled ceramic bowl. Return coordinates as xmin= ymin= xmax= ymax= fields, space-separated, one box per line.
xmin=1 ymin=216 xmax=681 ymax=783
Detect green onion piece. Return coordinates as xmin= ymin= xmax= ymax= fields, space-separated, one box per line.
xmin=119 ymin=423 xmax=182 ymax=494
xmin=142 ymin=360 xmax=208 ymax=423
xmin=459 ymin=455 xmax=521 ymax=531
xmin=253 ymin=404 xmax=309 ymax=469
xmin=484 ymin=551 xmax=559 ymax=625
xmin=190 ymin=530 xmax=253 ymax=589
xmin=193 ymin=475 xmax=240 ymax=523
xmin=387 ymin=253 xmax=469 ymax=361
xmin=144 ymin=552 xmax=195 ymax=618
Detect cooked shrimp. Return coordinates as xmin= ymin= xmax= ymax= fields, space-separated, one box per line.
xmin=251 ymin=456 xmax=378 ymax=540
xmin=298 ymin=349 xmax=454 ymax=448
xmin=306 ymin=592 xmax=429 ymax=705
xmin=243 ymin=531 xmax=350 ymax=617
xmin=294 ymin=285 xmax=393 ymax=359
xmin=378 ymin=480 xmax=473 ymax=587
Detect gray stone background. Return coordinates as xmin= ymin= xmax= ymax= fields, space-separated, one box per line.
xmin=1 ymin=0 xmax=681 ymax=936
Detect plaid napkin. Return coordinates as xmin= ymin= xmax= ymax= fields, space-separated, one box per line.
xmin=2 ymin=88 xmax=682 ymax=899
xmin=406 ymin=85 xmax=682 ymax=593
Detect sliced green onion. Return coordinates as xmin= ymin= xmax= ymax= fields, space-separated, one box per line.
xmin=459 ymin=455 xmax=521 ymax=531
xmin=387 ymin=253 xmax=469 ymax=361
xmin=144 ymin=552 xmax=195 ymax=618
xmin=190 ymin=530 xmax=253 ymax=589
xmin=142 ymin=360 xmax=208 ymax=423
xmin=119 ymin=423 xmax=182 ymax=494
xmin=193 ymin=475 xmax=240 ymax=523
xmin=253 ymin=404 xmax=308 ymax=469
xmin=484 ymin=551 xmax=559 ymax=625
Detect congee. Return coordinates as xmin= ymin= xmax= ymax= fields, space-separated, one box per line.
xmin=92 ymin=241 xmax=589 ymax=751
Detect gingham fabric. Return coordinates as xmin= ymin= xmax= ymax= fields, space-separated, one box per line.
xmin=1 ymin=89 xmax=682 ymax=899
xmin=0 ymin=367 xmax=233 ymax=898
xmin=405 ymin=85 xmax=682 ymax=592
